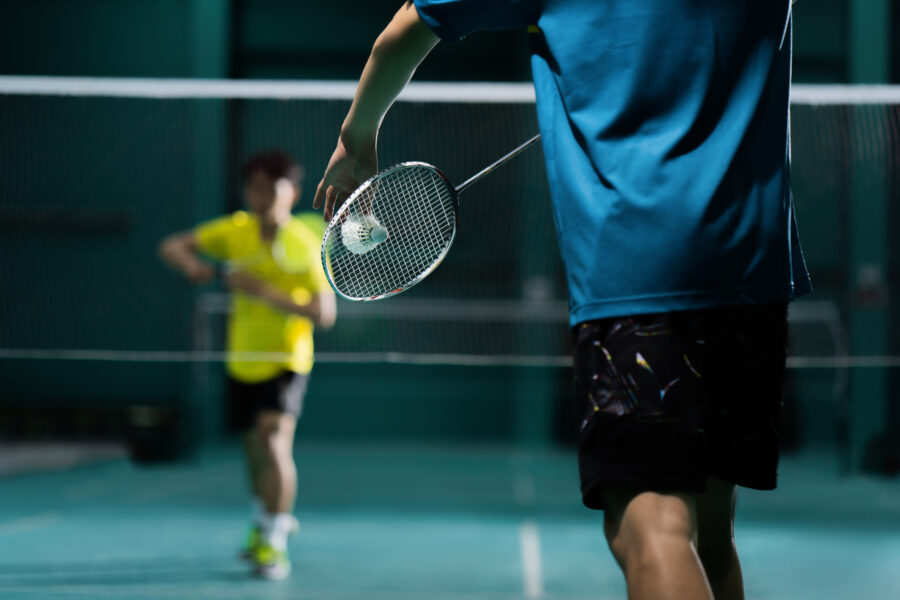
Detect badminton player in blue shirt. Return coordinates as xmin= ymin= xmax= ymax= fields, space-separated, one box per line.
xmin=315 ymin=2 xmax=810 ymax=599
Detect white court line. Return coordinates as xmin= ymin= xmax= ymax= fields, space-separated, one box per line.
xmin=519 ymin=520 xmax=545 ymax=599
xmin=0 ymin=512 xmax=59 ymax=537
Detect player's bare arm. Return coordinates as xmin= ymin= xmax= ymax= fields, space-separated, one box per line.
xmin=314 ymin=1 xmax=439 ymax=221
xmin=158 ymin=231 xmax=216 ymax=283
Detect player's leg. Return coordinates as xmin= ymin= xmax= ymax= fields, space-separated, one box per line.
xmin=227 ymin=376 xmax=268 ymax=559
xmin=699 ymin=303 xmax=788 ymax=600
xmin=242 ymin=427 xmax=264 ymax=499
xmin=243 ymin=371 xmax=307 ymax=579
xmin=696 ymin=477 xmax=743 ymax=600
xmin=247 ymin=410 xmax=299 ymax=579
xmin=572 ymin=314 xmax=716 ymax=599
xmin=602 ymin=486 xmax=712 ymax=600
xmin=254 ymin=409 xmax=298 ymax=516
xmin=239 ymin=429 xmax=265 ymax=557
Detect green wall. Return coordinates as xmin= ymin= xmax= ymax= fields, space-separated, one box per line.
xmin=0 ymin=0 xmax=897 ymax=457
xmin=2 ymin=1 xmax=881 ymax=83
xmin=0 ymin=1 xmax=191 ymax=77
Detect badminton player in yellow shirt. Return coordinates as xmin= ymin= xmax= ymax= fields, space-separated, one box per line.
xmin=159 ymin=150 xmax=336 ymax=580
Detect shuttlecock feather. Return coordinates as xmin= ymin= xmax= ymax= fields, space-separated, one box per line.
xmin=341 ymin=214 xmax=388 ymax=255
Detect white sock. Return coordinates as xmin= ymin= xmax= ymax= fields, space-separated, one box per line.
xmin=259 ymin=512 xmax=297 ymax=551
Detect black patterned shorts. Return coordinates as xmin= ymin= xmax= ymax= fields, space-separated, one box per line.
xmin=227 ymin=371 xmax=308 ymax=433
xmin=573 ymin=304 xmax=788 ymax=509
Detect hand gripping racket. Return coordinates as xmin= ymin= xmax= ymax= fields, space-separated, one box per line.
xmin=321 ymin=134 xmax=541 ymax=301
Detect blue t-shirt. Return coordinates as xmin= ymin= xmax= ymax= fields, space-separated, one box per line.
xmin=414 ymin=0 xmax=811 ymax=326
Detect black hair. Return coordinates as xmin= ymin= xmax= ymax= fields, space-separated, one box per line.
xmin=241 ymin=150 xmax=304 ymax=185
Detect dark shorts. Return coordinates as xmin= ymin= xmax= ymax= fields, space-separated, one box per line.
xmin=573 ymin=304 xmax=788 ymax=510
xmin=227 ymin=371 xmax=308 ymax=433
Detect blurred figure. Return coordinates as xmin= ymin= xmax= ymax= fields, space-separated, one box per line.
xmin=160 ymin=150 xmax=336 ymax=580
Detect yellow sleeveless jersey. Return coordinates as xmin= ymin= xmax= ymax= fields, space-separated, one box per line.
xmin=195 ymin=211 xmax=330 ymax=382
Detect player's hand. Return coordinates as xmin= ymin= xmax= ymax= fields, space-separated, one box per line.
xmin=226 ymin=271 xmax=269 ymax=297
xmin=184 ymin=260 xmax=216 ymax=284
xmin=313 ymin=133 xmax=377 ymax=222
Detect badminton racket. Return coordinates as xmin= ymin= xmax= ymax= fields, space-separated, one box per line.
xmin=321 ymin=134 xmax=541 ymax=301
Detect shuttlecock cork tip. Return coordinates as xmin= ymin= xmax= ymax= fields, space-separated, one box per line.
xmin=370 ymin=226 xmax=388 ymax=244
xmin=340 ymin=215 xmax=387 ymax=255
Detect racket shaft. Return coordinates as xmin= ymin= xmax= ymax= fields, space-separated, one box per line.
xmin=455 ymin=134 xmax=541 ymax=195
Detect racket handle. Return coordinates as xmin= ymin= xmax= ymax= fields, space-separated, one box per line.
xmin=455 ymin=134 xmax=542 ymax=195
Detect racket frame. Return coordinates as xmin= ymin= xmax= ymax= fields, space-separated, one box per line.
xmin=320 ymin=161 xmax=459 ymax=301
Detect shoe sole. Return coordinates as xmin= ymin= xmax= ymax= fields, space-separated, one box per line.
xmin=254 ymin=564 xmax=291 ymax=580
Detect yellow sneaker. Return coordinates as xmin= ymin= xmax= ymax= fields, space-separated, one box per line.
xmin=250 ymin=541 xmax=291 ymax=580
xmin=239 ymin=524 xmax=262 ymax=561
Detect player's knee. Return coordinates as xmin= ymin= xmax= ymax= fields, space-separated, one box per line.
xmin=609 ymin=526 xmax=694 ymax=574
xmin=262 ymin=431 xmax=292 ymax=462
xmin=253 ymin=419 xmax=277 ymax=442
xmin=254 ymin=415 xmax=294 ymax=461
xmin=604 ymin=491 xmax=695 ymax=569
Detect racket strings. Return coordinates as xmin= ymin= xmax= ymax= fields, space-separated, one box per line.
xmin=324 ymin=165 xmax=456 ymax=299
xmin=390 ymin=171 xmax=449 ymax=281
xmin=371 ymin=169 xmax=453 ymax=291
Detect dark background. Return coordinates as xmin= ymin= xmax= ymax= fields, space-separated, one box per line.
xmin=0 ymin=1 xmax=897 ymax=471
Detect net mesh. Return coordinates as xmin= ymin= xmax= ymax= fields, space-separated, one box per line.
xmin=0 ymin=82 xmax=898 ymax=371
xmin=0 ymin=83 xmax=560 ymax=367
xmin=323 ymin=164 xmax=457 ymax=301
xmin=3 ymin=80 xmax=900 ymax=459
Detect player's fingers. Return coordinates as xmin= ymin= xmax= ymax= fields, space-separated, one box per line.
xmin=324 ymin=185 xmax=338 ymax=221
xmin=326 ymin=194 xmax=347 ymax=221
xmin=313 ymin=179 xmax=327 ymax=210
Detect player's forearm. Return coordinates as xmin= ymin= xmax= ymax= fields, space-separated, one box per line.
xmin=261 ymin=289 xmax=337 ymax=328
xmin=313 ymin=294 xmax=337 ymax=329
xmin=159 ymin=235 xmax=205 ymax=278
xmin=341 ymin=3 xmax=439 ymax=145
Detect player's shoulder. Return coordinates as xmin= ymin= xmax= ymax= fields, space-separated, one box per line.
xmin=202 ymin=210 xmax=257 ymax=233
xmin=288 ymin=213 xmax=326 ymax=246
xmin=226 ymin=210 xmax=257 ymax=228
xmin=199 ymin=210 xmax=255 ymax=226
xmin=292 ymin=212 xmax=326 ymax=236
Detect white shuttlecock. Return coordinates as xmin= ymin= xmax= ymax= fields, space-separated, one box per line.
xmin=341 ymin=214 xmax=388 ymax=255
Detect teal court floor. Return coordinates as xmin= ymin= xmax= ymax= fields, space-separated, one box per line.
xmin=0 ymin=442 xmax=898 ymax=600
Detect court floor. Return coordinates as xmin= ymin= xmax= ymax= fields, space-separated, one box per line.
xmin=0 ymin=441 xmax=898 ymax=600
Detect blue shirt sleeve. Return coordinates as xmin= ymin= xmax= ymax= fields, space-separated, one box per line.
xmin=413 ymin=0 xmax=539 ymax=42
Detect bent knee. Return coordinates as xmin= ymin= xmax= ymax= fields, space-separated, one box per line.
xmin=252 ymin=413 xmax=296 ymax=458
xmin=603 ymin=489 xmax=696 ymax=565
